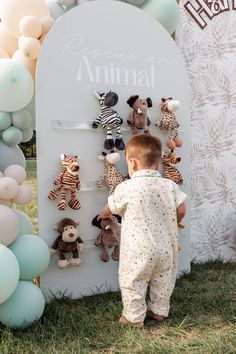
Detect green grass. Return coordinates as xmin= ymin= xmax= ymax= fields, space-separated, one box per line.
xmin=0 ymin=261 xmax=235 ymax=354
xmin=5 ymin=160 xmax=235 ymax=353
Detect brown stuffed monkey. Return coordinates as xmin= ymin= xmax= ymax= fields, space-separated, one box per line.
xmin=127 ymin=95 xmax=152 ymax=135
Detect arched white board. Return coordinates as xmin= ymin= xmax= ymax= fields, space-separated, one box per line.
xmin=36 ymin=0 xmax=191 ymax=300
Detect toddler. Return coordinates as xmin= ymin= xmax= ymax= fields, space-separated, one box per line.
xmin=98 ymin=134 xmax=187 ymax=328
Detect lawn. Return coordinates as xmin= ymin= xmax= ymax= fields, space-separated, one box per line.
xmin=1 ymin=160 xmax=235 ymax=354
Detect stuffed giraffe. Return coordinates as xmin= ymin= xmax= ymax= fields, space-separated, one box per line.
xmin=97 ymin=151 xmax=128 ymax=195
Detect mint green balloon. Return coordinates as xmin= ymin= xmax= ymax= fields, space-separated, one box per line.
xmin=9 ymin=234 xmax=50 ymax=280
xmin=142 ymin=0 xmax=180 ymax=35
xmin=0 ymin=281 xmax=45 ymax=329
xmin=0 ymin=112 xmax=11 ymax=130
xmin=2 ymin=126 xmax=23 ymax=146
xmin=0 ymin=245 xmax=20 ymax=305
xmin=0 ymin=140 xmax=25 ymax=171
xmin=12 ymin=110 xmax=32 ymax=130
xmin=14 ymin=210 xmax=33 ymax=236
xmin=21 ymin=127 xmax=33 ymax=143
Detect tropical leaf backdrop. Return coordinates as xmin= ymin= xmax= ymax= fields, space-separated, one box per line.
xmin=176 ymin=1 xmax=236 ymax=261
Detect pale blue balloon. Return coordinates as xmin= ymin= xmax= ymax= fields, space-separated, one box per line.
xmin=0 ymin=140 xmax=26 ymax=171
xmin=0 ymin=245 xmax=20 ymax=305
xmin=14 ymin=210 xmax=33 ymax=236
xmin=0 ymin=59 xmax=34 ymax=112
xmin=12 ymin=110 xmax=32 ymax=130
xmin=0 ymin=281 xmax=45 ymax=329
xmin=2 ymin=126 xmax=23 ymax=146
xmin=0 ymin=112 xmax=11 ymax=130
xmin=9 ymin=234 xmax=50 ymax=280
xmin=21 ymin=127 xmax=33 ymax=143
xmin=141 ymin=0 xmax=180 ymax=35
xmin=122 ymin=0 xmax=147 ymax=7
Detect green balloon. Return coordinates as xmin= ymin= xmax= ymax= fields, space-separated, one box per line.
xmin=12 ymin=110 xmax=32 ymax=130
xmin=0 ymin=140 xmax=25 ymax=171
xmin=0 ymin=281 xmax=45 ymax=329
xmin=2 ymin=126 xmax=23 ymax=146
xmin=0 ymin=112 xmax=11 ymax=130
xmin=9 ymin=234 xmax=50 ymax=280
xmin=21 ymin=127 xmax=33 ymax=143
xmin=14 ymin=210 xmax=33 ymax=236
xmin=141 ymin=0 xmax=180 ymax=35
xmin=0 ymin=245 xmax=20 ymax=305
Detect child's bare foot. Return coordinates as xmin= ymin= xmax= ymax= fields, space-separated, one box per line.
xmin=119 ymin=315 xmax=143 ymax=328
xmin=146 ymin=310 xmax=166 ymax=323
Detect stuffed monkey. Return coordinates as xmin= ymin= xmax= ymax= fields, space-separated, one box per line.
xmin=127 ymin=95 xmax=152 ymax=135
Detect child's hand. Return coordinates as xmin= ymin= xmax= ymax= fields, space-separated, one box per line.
xmin=97 ymin=203 xmax=113 ymax=221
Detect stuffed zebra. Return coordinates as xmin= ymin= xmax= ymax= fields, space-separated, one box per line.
xmin=48 ymin=154 xmax=81 ymax=211
xmin=162 ymin=150 xmax=183 ymax=185
xmin=92 ymin=90 xmax=125 ymax=151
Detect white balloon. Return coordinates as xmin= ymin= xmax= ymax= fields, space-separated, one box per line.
xmin=45 ymin=0 xmax=66 ymax=20
xmin=0 ymin=177 xmax=19 ymax=200
xmin=0 ymin=199 xmax=13 ymax=208
xmin=0 ymin=59 xmax=34 ymax=112
xmin=0 ymin=205 xmax=19 ymax=246
xmin=4 ymin=165 xmax=26 ymax=185
xmin=57 ymin=0 xmax=75 ymax=5
xmin=0 ymin=140 xmax=26 ymax=171
xmin=12 ymin=184 xmax=32 ymax=205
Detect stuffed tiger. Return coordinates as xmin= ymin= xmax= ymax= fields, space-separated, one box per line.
xmin=48 ymin=154 xmax=81 ymax=211
xmin=162 ymin=150 xmax=183 ymax=185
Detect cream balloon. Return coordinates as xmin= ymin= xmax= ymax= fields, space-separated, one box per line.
xmin=4 ymin=165 xmax=26 ymax=185
xmin=19 ymin=16 xmax=42 ymax=39
xmin=0 ymin=23 xmax=18 ymax=56
xmin=0 ymin=199 xmax=13 ymax=208
xmin=0 ymin=48 xmax=10 ymax=59
xmin=0 ymin=205 xmax=19 ymax=246
xmin=12 ymin=49 xmax=36 ymax=79
xmin=12 ymin=184 xmax=32 ymax=205
xmin=40 ymin=16 xmax=55 ymax=36
xmin=0 ymin=0 xmax=49 ymax=38
xmin=19 ymin=38 xmax=41 ymax=60
xmin=0 ymin=177 xmax=19 ymax=200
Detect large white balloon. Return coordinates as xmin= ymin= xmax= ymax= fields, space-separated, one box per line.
xmin=0 ymin=205 xmax=19 ymax=246
xmin=0 ymin=0 xmax=49 ymax=38
xmin=45 ymin=0 xmax=66 ymax=20
xmin=0 ymin=140 xmax=26 ymax=171
xmin=0 ymin=177 xmax=19 ymax=200
xmin=12 ymin=184 xmax=32 ymax=205
xmin=0 ymin=59 xmax=34 ymax=112
xmin=4 ymin=165 xmax=27 ymax=185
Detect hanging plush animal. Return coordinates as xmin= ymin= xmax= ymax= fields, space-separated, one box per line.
xmin=127 ymin=95 xmax=152 ymax=135
xmin=162 ymin=150 xmax=183 ymax=185
xmin=92 ymin=215 xmax=121 ymax=262
xmin=50 ymin=218 xmax=85 ymax=269
xmin=156 ymin=97 xmax=182 ymax=149
xmin=97 ymin=151 xmax=128 ymax=195
xmin=92 ymin=90 xmax=125 ymax=151
xmin=48 ymin=154 xmax=81 ymax=211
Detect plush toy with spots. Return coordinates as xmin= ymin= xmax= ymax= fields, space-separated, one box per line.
xmin=48 ymin=154 xmax=81 ymax=211
xmin=92 ymin=90 xmax=125 ymax=151
xmin=156 ymin=97 xmax=182 ymax=149
xmin=97 ymin=151 xmax=128 ymax=195
xmin=92 ymin=215 xmax=121 ymax=262
xmin=50 ymin=218 xmax=85 ymax=269
xmin=162 ymin=150 xmax=183 ymax=185
xmin=127 ymin=95 xmax=152 ymax=135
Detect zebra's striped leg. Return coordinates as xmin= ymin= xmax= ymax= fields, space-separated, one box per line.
xmin=104 ymin=127 xmax=115 ymax=150
xmin=57 ymin=188 xmax=67 ymax=211
xmin=48 ymin=188 xmax=59 ymax=200
xmin=68 ymin=190 xmax=81 ymax=210
xmin=115 ymin=126 xmax=125 ymax=150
